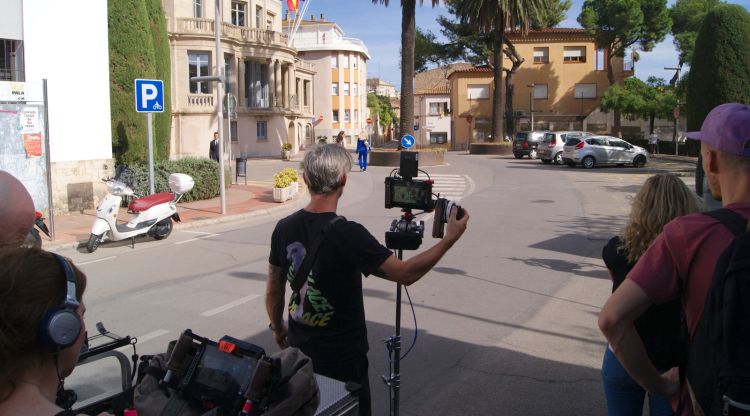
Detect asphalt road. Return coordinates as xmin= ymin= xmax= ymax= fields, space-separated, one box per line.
xmin=60 ymin=153 xmax=674 ymax=415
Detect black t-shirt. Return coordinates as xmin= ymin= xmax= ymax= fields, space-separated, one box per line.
xmin=602 ymin=236 xmax=684 ymax=368
xmin=269 ymin=210 xmax=393 ymax=366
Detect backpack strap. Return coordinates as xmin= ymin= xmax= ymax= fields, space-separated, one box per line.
xmin=704 ymin=208 xmax=748 ymax=237
xmin=290 ymin=215 xmax=346 ymax=293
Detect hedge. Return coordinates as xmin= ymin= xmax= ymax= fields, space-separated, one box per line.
xmin=118 ymin=158 xmax=227 ymax=203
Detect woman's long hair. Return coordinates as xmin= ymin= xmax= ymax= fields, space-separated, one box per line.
xmin=619 ymin=173 xmax=704 ymax=263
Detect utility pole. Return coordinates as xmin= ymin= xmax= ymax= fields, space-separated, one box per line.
xmin=527 ymin=83 xmax=535 ymax=129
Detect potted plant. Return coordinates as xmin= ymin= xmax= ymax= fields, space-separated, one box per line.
xmin=272 ymin=168 xmax=299 ymax=202
xmin=281 ymin=143 xmax=292 ymax=160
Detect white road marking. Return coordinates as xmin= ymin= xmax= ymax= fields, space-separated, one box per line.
xmin=175 ymin=232 xmax=219 ymax=245
xmin=116 ymin=329 xmax=170 ymax=352
xmin=200 ymin=295 xmax=261 ymax=317
xmin=182 ymin=230 xmax=218 ymax=235
xmin=78 ymin=256 xmax=117 ymax=266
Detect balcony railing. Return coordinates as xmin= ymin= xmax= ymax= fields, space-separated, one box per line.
xmin=624 ymin=60 xmax=635 ymax=72
xmin=175 ymin=18 xmax=288 ymax=48
xmin=295 ymin=62 xmax=315 ymax=72
xmin=187 ymin=94 xmax=214 ymax=107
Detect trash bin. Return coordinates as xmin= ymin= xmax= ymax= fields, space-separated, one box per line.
xmin=236 ymin=157 xmax=247 ymax=185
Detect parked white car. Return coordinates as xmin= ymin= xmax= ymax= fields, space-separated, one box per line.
xmin=538 ymin=131 xmax=593 ymax=165
xmin=562 ymin=136 xmax=649 ymax=169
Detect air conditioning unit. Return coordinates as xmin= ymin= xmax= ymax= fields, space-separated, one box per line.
xmin=514 ymin=110 xmax=527 ymax=117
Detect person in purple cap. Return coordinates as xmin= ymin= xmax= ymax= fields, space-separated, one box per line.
xmin=597 ymin=102 xmax=750 ymax=416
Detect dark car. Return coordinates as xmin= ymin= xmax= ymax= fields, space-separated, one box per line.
xmin=513 ymin=131 xmax=548 ymax=159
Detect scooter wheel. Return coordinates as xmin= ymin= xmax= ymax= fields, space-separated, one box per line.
xmin=86 ymin=233 xmax=102 ymax=253
xmin=152 ymin=218 xmax=173 ymax=240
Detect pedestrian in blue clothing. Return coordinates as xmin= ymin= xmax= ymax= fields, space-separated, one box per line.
xmin=356 ymin=135 xmax=369 ymax=172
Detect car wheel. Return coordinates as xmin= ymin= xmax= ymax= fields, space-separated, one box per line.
xmin=541 ymin=159 xmax=552 ymax=164
xmin=582 ymin=156 xmax=595 ymax=169
xmin=554 ymin=152 xmax=563 ymax=165
xmin=86 ymin=233 xmax=103 ymax=253
xmin=528 ymin=149 xmax=538 ymax=160
xmin=633 ymin=155 xmax=647 ymax=168
xmin=513 ymin=153 xmax=523 ymax=159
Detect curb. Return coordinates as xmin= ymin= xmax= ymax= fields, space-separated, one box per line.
xmin=42 ymin=190 xmax=309 ymax=253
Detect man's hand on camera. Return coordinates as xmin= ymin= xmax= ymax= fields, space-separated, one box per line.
xmin=271 ymin=324 xmax=289 ymax=349
xmin=444 ymin=206 xmax=469 ymax=244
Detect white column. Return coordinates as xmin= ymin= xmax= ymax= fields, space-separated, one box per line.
xmin=275 ymin=60 xmax=282 ymax=107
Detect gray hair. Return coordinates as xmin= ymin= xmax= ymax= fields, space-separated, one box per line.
xmin=301 ymin=144 xmax=352 ymax=194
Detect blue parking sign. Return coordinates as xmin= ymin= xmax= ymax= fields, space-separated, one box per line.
xmin=134 ymin=79 xmax=164 ymax=113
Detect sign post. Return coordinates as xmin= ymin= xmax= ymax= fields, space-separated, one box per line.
xmin=134 ymin=79 xmax=164 ymax=195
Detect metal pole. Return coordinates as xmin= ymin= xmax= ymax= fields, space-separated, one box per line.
xmin=528 ymin=84 xmax=535 ymax=129
xmin=215 ymin=0 xmax=226 ymax=214
xmin=42 ymin=79 xmax=55 ymax=241
xmin=147 ymin=112 xmax=155 ymax=194
xmin=392 ymin=250 xmax=403 ymax=416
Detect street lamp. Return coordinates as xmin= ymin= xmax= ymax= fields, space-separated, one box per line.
xmin=527 ymin=83 xmax=535 ymax=130
xmin=665 ymin=66 xmax=682 ymax=155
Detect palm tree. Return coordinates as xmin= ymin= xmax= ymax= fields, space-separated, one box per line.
xmin=453 ymin=0 xmax=546 ymax=141
xmin=373 ymin=0 xmax=439 ymax=143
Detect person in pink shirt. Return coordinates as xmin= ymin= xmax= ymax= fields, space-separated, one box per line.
xmin=598 ymin=103 xmax=750 ymax=415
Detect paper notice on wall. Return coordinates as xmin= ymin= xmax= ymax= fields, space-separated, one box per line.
xmin=20 ymin=107 xmax=40 ymax=134
xmin=23 ymin=132 xmax=43 ymax=157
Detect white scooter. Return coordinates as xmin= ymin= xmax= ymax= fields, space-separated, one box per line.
xmin=86 ymin=173 xmax=194 ymax=253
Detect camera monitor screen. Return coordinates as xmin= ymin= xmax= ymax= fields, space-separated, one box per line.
xmin=393 ymin=182 xmax=426 ymax=205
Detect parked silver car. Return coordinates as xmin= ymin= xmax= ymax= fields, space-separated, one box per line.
xmin=538 ymin=131 xmax=593 ymax=165
xmin=562 ymin=136 xmax=649 ymax=169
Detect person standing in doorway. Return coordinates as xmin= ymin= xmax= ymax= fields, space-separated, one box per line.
xmin=209 ymin=132 xmax=220 ymax=162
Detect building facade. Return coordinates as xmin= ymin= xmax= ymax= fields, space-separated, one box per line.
xmin=163 ymin=0 xmax=315 ymax=163
xmin=1 ymin=0 xmax=113 ymax=214
xmin=449 ymin=28 xmax=634 ymax=150
xmin=367 ymin=78 xmax=397 ymax=98
xmin=285 ymin=14 xmax=369 ymax=148
xmin=413 ymin=64 xmax=473 ymax=148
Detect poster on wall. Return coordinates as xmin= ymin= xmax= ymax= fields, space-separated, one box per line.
xmin=20 ymin=107 xmax=40 ymax=133
xmin=23 ymin=132 xmax=43 ymax=157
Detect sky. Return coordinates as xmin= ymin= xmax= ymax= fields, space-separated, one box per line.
xmin=285 ymin=0 xmax=750 ymax=89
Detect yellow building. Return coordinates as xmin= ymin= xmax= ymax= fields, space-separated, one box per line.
xmin=449 ymin=28 xmax=634 ymax=150
xmin=284 ymin=14 xmax=369 ymax=148
xmin=163 ymin=0 xmax=315 ymax=163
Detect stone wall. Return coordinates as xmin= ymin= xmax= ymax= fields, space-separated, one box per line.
xmin=50 ymin=158 xmax=115 ymax=214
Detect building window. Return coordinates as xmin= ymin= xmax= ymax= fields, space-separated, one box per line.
xmin=245 ymin=60 xmax=270 ymax=107
xmin=193 ymin=0 xmax=203 ymax=18
xmin=533 ymin=84 xmax=548 ymax=99
xmin=563 ymin=46 xmax=586 ymax=63
xmin=0 ymin=39 xmax=24 ymax=81
xmin=230 ymin=121 xmax=238 ymax=142
xmin=331 ymin=54 xmax=338 ymax=68
xmin=344 ymin=110 xmax=350 ymax=122
xmin=352 ymin=56 xmax=358 ymax=69
xmin=224 ymin=54 xmax=233 ymax=94
xmin=354 ymin=110 xmax=358 ymax=122
xmin=231 ymin=2 xmax=246 ymax=26
xmin=343 ymin=83 xmax=350 ymax=96
xmin=430 ymin=133 xmax=447 ymax=144
xmin=333 ymin=110 xmax=339 ymax=122
xmin=188 ymin=51 xmax=211 ymax=94
xmin=467 ymin=84 xmax=489 ymax=99
xmin=574 ymin=83 xmax=597 ymax=99
xmin=353 ymin=83 xmax=358 ymax=96
xmin=596 ymin=49 xmax=605 ymax=71
xmin=303 ymin=80 xmax=309 ymax=105
xmin=266 ymin=12 xmax=275 ymax=30
xmin=533 ymin=47 xmax=549 ymax=64
xmin=257 ymin=121 xmax=267 ymax=141
xmin=342 ymin=55 xmax=349 ymax=69
xmin=332 ymin=83 xmax=339 ymax=95
xmin=255 ymin=6 xmax=263 ymax=28
xmin=429 ymin=102 xmax=448 ymax=115
xmin=346 ymin=135 xmax=352 ymax=145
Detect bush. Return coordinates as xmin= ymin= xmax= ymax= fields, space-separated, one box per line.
xmin=119 ymin=158 xmax=223 ymax=202
xmin=274 ymin=168 xmax=299 ymax=188
xmin=281 ymin=143 xmax=292 ymax=151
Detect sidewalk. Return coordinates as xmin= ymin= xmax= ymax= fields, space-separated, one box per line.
xmin=42 ymin=156 xmax=307 ymax=252
xmin=645 ymin=153 xmax=697 ymax=176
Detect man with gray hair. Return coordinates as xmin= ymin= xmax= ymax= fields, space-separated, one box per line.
xmin=266 ymin=144 xmax=469 ymax=415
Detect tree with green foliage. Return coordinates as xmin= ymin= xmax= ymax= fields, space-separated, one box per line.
xmin=531 ymin=0 xmax=572 ymax=28
xmin=108 ymin=0 xmax=171 ymax=166
xmin=415 ymin=27 xmax=447 ymax=73
xmin=144 ymin=0 xmax=172 ymax=161
xmin=600 ymin=76 xmax=677 ymax=133
xmin=367 ymin=93 xmax=397 ymax=136
xmin=451 ymin=0 xmax=548 ymax=143
xmin=578 ymin=0 xmax=671 ymax=137
xmin=669 ymin=0 xmax=721 ymax=73
xmin=686 ymin=3 xmax=750 ymax=155
xmin=372 ymin=0 xmax=439 ymax=143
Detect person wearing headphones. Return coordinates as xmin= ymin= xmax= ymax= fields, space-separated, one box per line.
xmin=0 ymin=247 xmax=104 ymax=416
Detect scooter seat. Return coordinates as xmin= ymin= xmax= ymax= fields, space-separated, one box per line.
xmin=129 ymin=192 xmax=173 ymax=212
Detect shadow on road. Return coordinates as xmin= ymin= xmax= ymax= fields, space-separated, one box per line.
xmin=506 ymin=257 xmax=608 ymax=281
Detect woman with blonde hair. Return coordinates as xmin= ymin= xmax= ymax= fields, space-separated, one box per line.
xmin=601 ymin=173 xmax=703 ymax=416
xmin=0 ymin=247 xmax=100 ymax=416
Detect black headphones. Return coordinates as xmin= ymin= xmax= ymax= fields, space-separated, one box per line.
xmin=37 ymin=253 xmax=82 ymax=351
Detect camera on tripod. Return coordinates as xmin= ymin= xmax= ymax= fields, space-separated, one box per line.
xmin=384 ymin=151 xmax=464 ymax=250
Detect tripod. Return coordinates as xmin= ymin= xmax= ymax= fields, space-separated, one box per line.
xmin=383 ymin=209 xmax=423 ymax=416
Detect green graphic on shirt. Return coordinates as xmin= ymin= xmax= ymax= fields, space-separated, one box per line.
xmin=286 ymin=264 xmax=335 ymax=327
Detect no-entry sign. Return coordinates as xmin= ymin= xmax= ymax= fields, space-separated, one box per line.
xmin=366 ymin=117 xmax=372 ymax=124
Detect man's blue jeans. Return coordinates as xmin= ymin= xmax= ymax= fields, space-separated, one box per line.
xmin=601 ymin=347 xmax=674 ymax=416
xmin=358 ymin=151 xmax=368 ymax=171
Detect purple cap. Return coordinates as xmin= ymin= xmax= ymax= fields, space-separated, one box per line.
xmin=686 ymin=103 xmax=750 ymax=157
